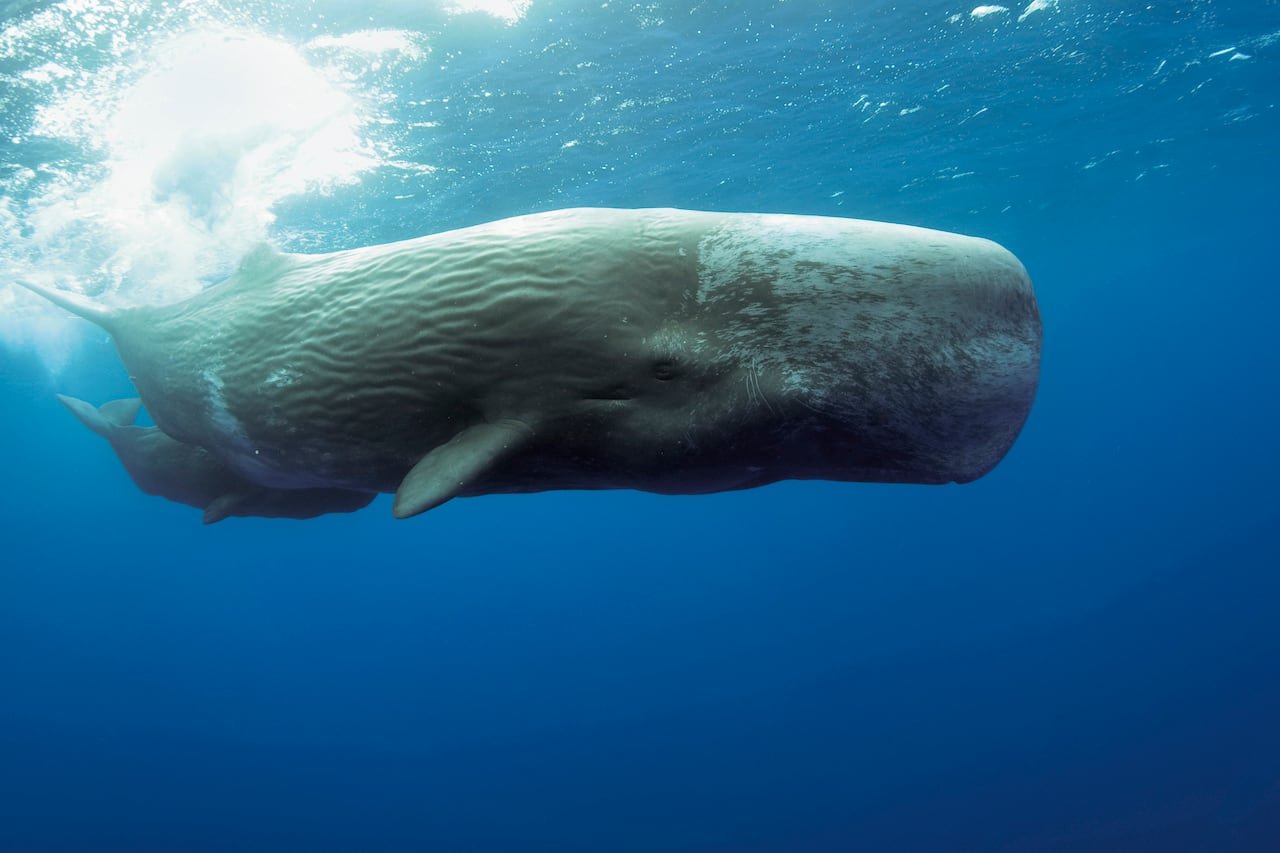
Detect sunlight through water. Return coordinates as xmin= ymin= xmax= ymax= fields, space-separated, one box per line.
xmin=0 ymin=3 xmax=437 ymax=371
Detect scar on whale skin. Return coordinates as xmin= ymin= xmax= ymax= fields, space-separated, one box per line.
xmin=19 ymin=208 xmax=1041 ymax=522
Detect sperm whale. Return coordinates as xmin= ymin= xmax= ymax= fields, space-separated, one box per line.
xmin=19 ymin=208 xmax=1041 ymax=522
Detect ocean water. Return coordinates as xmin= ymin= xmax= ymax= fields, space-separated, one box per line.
xmin=1 ymin=1 xmax=1277 ymax=850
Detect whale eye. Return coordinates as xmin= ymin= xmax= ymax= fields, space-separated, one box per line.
xmin=652 ymin=360 xmax=677 ymax=381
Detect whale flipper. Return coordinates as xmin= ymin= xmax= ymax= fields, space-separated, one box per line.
xmin=202 ymin=490 xmax=262 ymax=525
xmin=393 ymin=420 xmax=533 ymax=518
xmin=57 ymin=394 xmax=143 ymax=437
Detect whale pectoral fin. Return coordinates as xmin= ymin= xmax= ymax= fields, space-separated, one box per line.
xmin=393 ymin=420 xmax=533 ymax=519
xmin=56 ymin=394 xmax=143 ymax=437
xmin=99 ymin=397 xmax=144 ymax=427
xmin=203 ymin=492 xmax=247 ymax=525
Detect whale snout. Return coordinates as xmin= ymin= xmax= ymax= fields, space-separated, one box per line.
xmin=814 ymin=232 xmax=1041 ymax=484
xmin=694 ymin=215 xmax=1042 ymax=487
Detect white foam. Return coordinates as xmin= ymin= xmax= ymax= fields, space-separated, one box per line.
xmin=1 ymin=18 xmax=397 ymax=372
xmin=970 ymin=6 xmax=1010 ymax=19
xmin=308 ymin=29 xmax=427 ymax=59
xmin=443 ymin=0 xmax=533 ymax=25
xmin=54 ymin=28 xmax=373 ymax=292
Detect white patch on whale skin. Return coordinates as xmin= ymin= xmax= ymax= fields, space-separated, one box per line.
xmin=202 ymin=364 xmax=283 ymax=481
xmin=202 ymin=366 xmax=249 ymax=448
xmin=265 ymin=367 xmax=298 ymax=388
xmin=203 ymin=363 xmax=325 ymax=487
xmin=698 ymin=217 xmax=833 ymax=397
xmin=696 ymin=214 xmax=945 ymax=398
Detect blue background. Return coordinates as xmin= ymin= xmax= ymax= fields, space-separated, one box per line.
xmin=2 ymin=1 xmax=1279 ymax=850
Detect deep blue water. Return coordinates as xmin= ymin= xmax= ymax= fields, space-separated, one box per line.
xmin=2 ymin=1 xmax=1279 ymax=850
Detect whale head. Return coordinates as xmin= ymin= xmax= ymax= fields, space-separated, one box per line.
xmin=485 ymin=211 xmax=1041 ymax=497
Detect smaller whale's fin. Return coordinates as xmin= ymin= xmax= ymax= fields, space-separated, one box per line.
xmin=56 ymin=394 xmax=143 ymax=438
xmin=393 ymin=419 xmax=533 ymax=519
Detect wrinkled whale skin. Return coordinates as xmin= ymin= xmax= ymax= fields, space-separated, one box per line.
xmin=26 ymin=208 xmax=1041 ymax=520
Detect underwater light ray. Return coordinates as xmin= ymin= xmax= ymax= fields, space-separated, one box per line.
xmin=0 ymin=10 xmax=415 ymax=373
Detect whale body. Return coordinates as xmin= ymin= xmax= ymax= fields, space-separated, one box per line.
xmin=54 ymin=394 xmax=375 ymax=523
xmin=21 ymin=208 xmax=1041 ymax=522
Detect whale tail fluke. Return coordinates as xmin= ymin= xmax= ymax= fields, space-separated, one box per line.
xmin=13 ymin=278 xmax=120 ymax=334
xmin=56 ymin=394 xmax=143 ymax=439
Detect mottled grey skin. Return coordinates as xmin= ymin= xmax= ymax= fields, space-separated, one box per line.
xmin=21 ymin=208 xmax=1041 ymax=521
